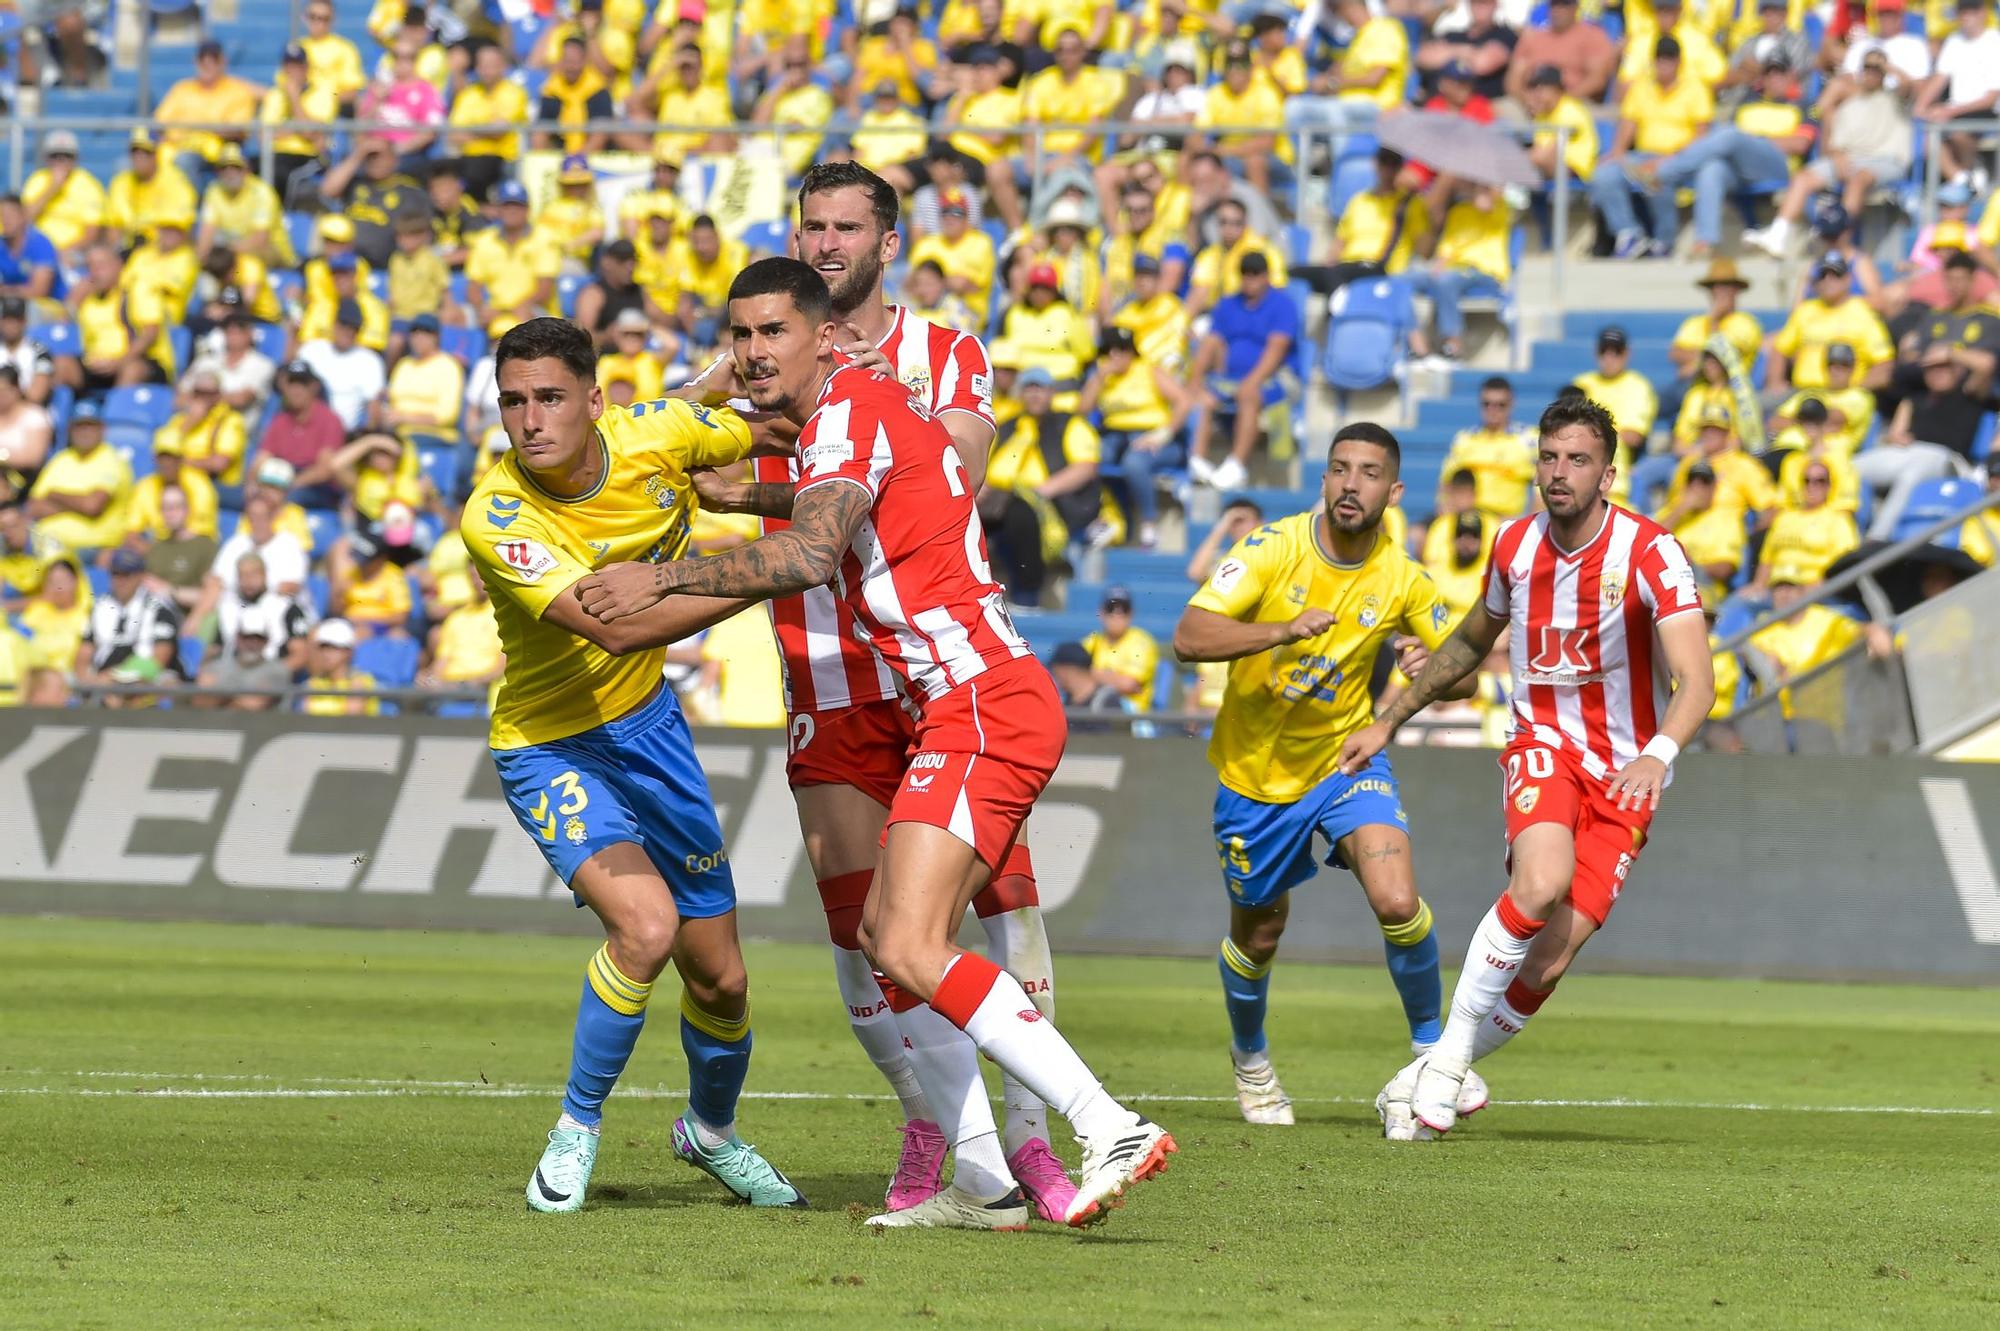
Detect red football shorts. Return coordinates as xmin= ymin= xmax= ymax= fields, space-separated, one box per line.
xmin=1500 ymin=740 xmax=1651 ymax=928
xmin=889 ymin=657 xmax=1066 ymax=870
xmin=784 ymin=698 xmax=917 ymax=808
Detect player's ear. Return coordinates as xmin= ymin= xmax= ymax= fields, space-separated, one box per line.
xmin=880 ymin=224 xmax=901 ymax=265
xmin=1388 ymin=477 xmax=1405 ymax=509
xmin=587 ymin=379 xmax=604 ymax=423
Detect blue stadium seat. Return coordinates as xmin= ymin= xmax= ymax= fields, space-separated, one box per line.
xmin=168 ymin=327 xmax=192 ymax=371
xmin=354 ymin=633 xmax=420 ymax=689
xmin=304 ymin=508 xmax=343 ymax=559
xmin=449 ymin=272 xmax=470 ymax=306
xmin=1893 ymin=477 xmax=1983 ymax=542
xmin=102 ymin=384 xmax=175 ymax=429
xmin=38 ymin=323 xmax=80 ymax=358
xmin=107 ymin=426 xmax=157 ymax=476
xmin=270 ymin=268 xmax=304 ymax=309
xmin=742 ymin=219 xmax=790 ymax=255
xmin=417 ymin=441 xmax=463 ymax=498
xmin=1327 ymin=156 xmax=1377 ymax=223
xmin=177 ymin=636 xmax=204 ymax=680
xmin=1323 ymin=278 xmax=1413 ymax=392
xmin=1283 ymin=222 xmax=1312 ymax=268
xmin=440 ymin=325 xmax=487 ymax=364
xmin=557 ymin=274 xmax=586 ymax=318
xmin=254 ymin=321 xmax=288 ymax=363
xmin=304 ymin=572 xmax=332 ymax=618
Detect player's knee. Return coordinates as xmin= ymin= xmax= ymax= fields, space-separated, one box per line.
xmin=1232 ymin=911 xmax=1286 ymax=962
xmin=1369 ymin=890 xmax=1421 ymax=928
xmin=1505 ymin=871 xmax=1567 ymax=920
xmin=609 ymin=915 xmax=676 ymax=982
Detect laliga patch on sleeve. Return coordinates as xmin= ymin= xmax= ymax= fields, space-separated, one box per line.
xmin=970 ymin=372 xmax=992 ymax=405
xmin=801 ymin=433 xmax=855 ymax=476
xmin=491 ymin=538 xmax=560 ymax=583
xmin=1211 ymin=557 xmax=1247 ymax=594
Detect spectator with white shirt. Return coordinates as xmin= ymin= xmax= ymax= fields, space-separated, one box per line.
xmin=1835 ymin=0 xmax=1931 ymax=93
xmin=0 ymin=296 xmax=54 ymax=405
xmin=78 ymin=547 xmax=184 ymax=702
xmin=189 ymin=491 xmax=310 ymax=642
xmin=1917 ymin=0 xmax=2000 ymax=189
xmin=213 ymin=549 xmax=311 ymax=671
xmin=1746 ymin=51 xmax=1913 ymax=258
xmin=193 ymin=313 xmax=277 ymax=417
xmin=297 ymin=299 xmax=387 ymax=431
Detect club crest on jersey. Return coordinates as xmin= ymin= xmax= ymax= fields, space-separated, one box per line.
xmin=901 ymin=366 xmax=932 ymax=400
xmin=1515 ymin=786 xmax=1540 ymax=814
xmin=1601 ymin=570 xmax=1626 ymax=609
xmin=642 ymin=474 xmax=677 ymax=509
xmin=492 ymin=538 xmax=559 ymax=582
xmin=1358 ymin=594 xmax=1381 ymax=628
xmin=1289 ymin=583 xmax=1307 ymax=606
xmin=564 ymin=816 xmax=588 ymax=845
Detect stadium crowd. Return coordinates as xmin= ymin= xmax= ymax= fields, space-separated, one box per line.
xmin=0 ymin=0 xmax=1991 ymax=730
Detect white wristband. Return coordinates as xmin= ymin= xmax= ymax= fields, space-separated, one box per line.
xmin=1640 ymin=735 xmax=1680 ymax=767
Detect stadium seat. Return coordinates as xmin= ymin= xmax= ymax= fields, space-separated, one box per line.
xmin=107 ymin=426 xmax=157 ymax=476
xmin=102 ymin=384 xmax=175 ymax=429
xmin=1892 ymin=477 xmax=1983 ymax=542
xmin=1327 ymin=156 xmax=1377 ymax=223
xmin=1323 ymin=278 xmax=1413 ymax=393
xmin=417 ymin=442 xmax=464 ymax=500
xmin=38 ymin=323 xmax=80 ymax=358
xmin=304 ymin=572 xmax=332 ymax=619
xmin=353 ymin=634 xmax=420 ymax=689
xmin=270 ymin=268 xmax=304 ymax=309
xmin=440 ymin=325 xmax=487 ymax=365
xmin=304 ymin=509 xmax=343 ymax=559
xmin=254 ymin=322 xmax=288 ymax=363
xmin=742 ymin=219 xmax=790 ymax=255
xmin=557 ymin=274 xmax=586 ymax=319
xmin=168 ymin=327 xmax=192 ymax=372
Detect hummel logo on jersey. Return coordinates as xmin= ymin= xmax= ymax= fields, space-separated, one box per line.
xmin=1017 ymin=1009 xmax=1042 ymax=1022
xmin=587 ymin=540 xmax=610 ymax=561
xmin=488 ymin=495 xmax=522 ymax=530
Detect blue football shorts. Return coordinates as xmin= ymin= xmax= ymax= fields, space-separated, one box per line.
xmin=491 ymin=685 xmax=736 ymax=919
xmin=1211 ymin=752 xmax=1409 ymax=909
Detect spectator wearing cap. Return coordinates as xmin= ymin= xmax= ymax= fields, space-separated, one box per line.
xmin=1522 ymin=64 xmax=1600 ymax=191
xmin=1571 ymin=326 xmax=1656 ymax=489
xmin=1417 ymin=0 xmax=1517 ymax=103
xmin=1835 ymin=0 xmax=1930 ymax=95
xmin=1666 ymin=344 xmax=1747 ymax=472
xmin=1915 ymin=0 xmax=2000 ymax=188
xmin=445 ymin=44 xmax=532 ymax=201
xmin=300 ymin=252 xmax=392 ymax=354
xmin=1656 ymin=459 xmax=1747 ymax=599
xmin=906 ymin=144 xmax=985 ymax=242
xmin=617 ymin=143 xmax=689 ymax=242
xmin=1771 ymin=343 xmax=1876 ymax=459
xmin=1112 ymin=253 xmax=1193 ymax=373
xmin=304 ymin=214 xmax=373 ymax=312
xmin=659 ymin=215 xmax=746 ymax=354
xmin=299 ymin=2 xmax=368 ymax=104
xmin=123 ymin=214 xmax=201 ymax=381
xmin=385 ymin=216 xmax=452 ymax=358
xmin=1247 ymin=10 xmax=1307 ymax=98
xmin=985 ymin=365 xmax=1114 ymax=553
xmin=155 ymin=366 xmax=249 ymax=487
xmin=1189 ymin=39 xmax=1293 ymax=200
xmin=20 ymin=132 xmax=105 ymax=260
xmin=0 ymin=365 xmax=51 ymax=477
xmin=538 ymin=155 xmax=609 ymax=274
xmin=244 ymin=456 xmax=315 ymax=550
xmin=0 ymin=196 xmax=63 ymax=307
xmin=154 ymin=40 xmax=263 ymax=186
xmin=1590 ymin=36 xmax=1715 ymax=258
xmin=195 ymin=605 xmax=295 ymax=712
xmin=908 ymin=191 xmax=999 ymax=327
xmin=1767 ymin=255 xmax=1894 ymax=393
xmin=1321 ymin=149 xmax=1429 ymax=294
xmin=136 ymin=481 xmax=221 ymax=612
xmin=316 ymin=137 xmax=426 ymax=270
xmin=383 ymin=316 xmax=465 ymax=447
xmin=1723 ymin=0 xmax=1812 ymax=96
xmin=196 ymin=144 xmax=293 ymax=270
xmin=846 ymin=80 xmax=932 ymax=186
xmin=1047 ymin=641 xmax=1127 ymax=717
xmin=1406 ymin=182 xmax=1515 ymax=365
xmin=1665 ymin=400 xmax=1779 ymax=522
xmin=1424 ymin=507 xmax=1497 ymax=622
xmin=28 ymin=400 xmax=129 ymax=552
xmin=903 ymin=260 xmax=977 ymax=334
xmin=1869 ymin=342 xmax=1987 ymax=537
xmin=15 ymin=556 xmax=88 ymax=703
xmin=301 ymin=618 xmax=381 ymax=717
xmin=264 ymin=365 xmax=348 ymax=507
xmin=847 ymin=9 xmax=938 ymax=113
xmin=574 ymin=238 xmax=665 ymax=348
xmin=1441 ymin=376 xmax=1535 ymax=520
xmin=943 ymin=45 xmax=1028 ymax=231
xmin=1642 ymin=57 xmax=1815 ymax=258
xmin=1083 ymin=587 xmax=1161 ymax=714
xmin=1618 ymin=0 xmax=1726 ymax=92
xmin=1184 ymin=249 xmax=1299 ymax=493
xmin=78 ymin=548 xmax=185 ymax=700
xmin=631 ymin=43 xmax=735 ymax=163
xmin=1016 ymin=197 xmax=1103 ymax=316
xmin=104 ymin=131 xmax=199 ymax=250
xmin=1504 ymin=0 xmax=1617 ymax=106
xmin=0 ymin=297 xmax=55 ymax=408
xmin=599 ymin=309 xmax=671 ymax=407
xmin=993 ymin=264 xmax=1094 ymax=409
xmin=1666 ymin=260 xmax=1761 ymax=422
xmin=1097 ymin=185 xmax=1190 ymax=320
xmin=425 ymin=165 xmax=488 ymax=270
xmin=261 ymin=43 xmax=341 ymax=204
xmin=1187 ymin=196 xmax=1289 ymax=320
xmin=1767 ymin=398 xmax=1864 ymax=517
xmin=300 ymin=300 xmax=389 ymax=433
xmin=126 ymin=429 xmax=220 ymax=543
xmin=331 ymin=522 xmax=415 ymax=636
xmin=1078 ymin=325 xmax=1194 ymax=548
xmin=465 ymin=182 xmax=562 ymax=339
xmin=752 ymin=34 xmax=837 ymax=178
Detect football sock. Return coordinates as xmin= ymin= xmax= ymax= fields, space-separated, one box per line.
xmin=1380 ymin=899 xmax=1443 ymax=1049
xmin=679 ymin=990 xmax=751 ymax=1143
xmin=1473 ymin=976 xmax=1556 ymax=1061
xmin=1433 ymin=896 xmax=1545 ymax=1072
xmin=561 ymin=944 xmax=654 ymax=1127
xmin=1217 ymin=936 xmax=1272 ymax=1056
xmin=931 ymin=951 xmax=1139 ymax=1142
xmin=979 ymin=903 xmax=1056 ymax=1155
xmin=819 ymin=871 xmax=933 ymax=1122
xmin=897 ymin=1001 xmax=1014 ymax=1201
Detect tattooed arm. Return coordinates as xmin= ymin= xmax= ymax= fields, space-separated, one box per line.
xmin=1336 ymin=602 xmax=1505 ymax=774
xmin=690 ymin=466 xmax=795 ymax=518
xmin=576 ymin=480 xmax=870 ymax=621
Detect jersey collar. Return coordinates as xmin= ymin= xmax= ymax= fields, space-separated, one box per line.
xmin=1544 ymin=504 xmax=1612 ymax=560
xmin=517 ymin=427 xmax=610 ymax=505
xmin=1311 ymin=514 xmax=1377 ymax=570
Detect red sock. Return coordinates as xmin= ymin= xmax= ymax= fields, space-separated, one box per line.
xmin=1495 ymin=894 xmax=1547 ymax=940
xmin=1503 ymin=977 xmax=1554 ymax=1015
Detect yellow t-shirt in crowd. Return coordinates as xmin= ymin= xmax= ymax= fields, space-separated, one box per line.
xmin=154 ymin=75 xmax=264 ymax=163
xmin=652 ymin=82 xmax=733 ymax=161
xmin=1774 ymin=445 xmax=1862 ymax=513
xmin=1200 ymin=77 xmax=1294 ymax=165
xmin=1434 ymin=198 xmax=1513 ymax=283
xmin=1534 ymin=95 xmax=1600 ymax=183
xmin=126 ymin=466 xmax=220 ymax=540
xmin=948 ymin=87 xmax=1022 ymax=165
xmin=1191 ymin=235 xmax=1290 ymax=301
xmin=1761 ymin=505 xmax=1859 ymax=584
xmin=1666 ymin=501 xmax=1746 ymax=593
xmin=451 ymin=80 xmax=532 ymax=160
xmin=433 ymin=598 xmax=504 ymax=683
xmin=699 ymin=605 xmax=787 ymax=727
xmin=1441 ymin=427 xmax=1535 ymax=519
xmin=1672 ymin=310 xmax=1763 ymax=368
xmin=343 ymin=559 xmax=413 ymax=630
xmin=1082 ymin=626 xmax=1161 ymax=713
xmin=154 ymin=402 xmax=249 ymax=486
xmin=22 ymin=167 xmax=106 ymax=253
xmin=1622 ymin=75 xmax=1714 ymax=156
xmin=31 ymin=445 xmax=133 ymax=550
xmin=1669 ymin=447 xmax=1778 ymax=515
xmin=388 ymin=353 xmax=466 ymax=439
xmin=105 ymin=164 xmax=199 ymax=243
xmin=908 ymin=230 xmax=998 ymax=326
xmin=1023 ymin=66 xmax=1125 ymax=157
xmin=1773 ymin=297 xmax=1893 ymax=389
xmin=1775 ymin=386 xmax=1876 ymax=456
xmin=1336 ymin=189 xmax=1429 ymax=274
xmin=201 ymin=174 xmax=293 ymax=264
xmin=851 ymin=107 xmax=931 ymax=175
xmin=466 ymin=229 xmax=563 ymax=333
xmin=301 ymin=32 xmax=367 ymax=97
xmin=598 ymin=351 xmax=668 ymax=405
xmin=1340 ymin=16 xmax=1410 ymax=110
xmin=1114 ymin=293 xmax=1192 ymax=371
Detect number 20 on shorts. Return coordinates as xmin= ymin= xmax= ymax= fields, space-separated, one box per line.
xmin=1505 ymin=747 xmax=1556 ymax=809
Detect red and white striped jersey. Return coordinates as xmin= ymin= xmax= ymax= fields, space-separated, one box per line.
xmin=757 ymin=306 xmax=996 ymax=713
xmin=1481 ymin=505 xmax=1705 ymax=782
xmin=794 ymin=364 xmax=1030 ymax=706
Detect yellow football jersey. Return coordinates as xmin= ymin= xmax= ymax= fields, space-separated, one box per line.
xmin=466 ymin=398 xmax=753 ymax=750
xmin=1188 ymin=512 xmax=1453 ymax=802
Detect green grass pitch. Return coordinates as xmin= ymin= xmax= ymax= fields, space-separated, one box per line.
xmin=3 ymin=915 xmax=1996 ymax=1329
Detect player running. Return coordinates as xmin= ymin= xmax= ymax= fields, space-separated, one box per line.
xmin=696 ymin=162 xmax=1072 ymax=1221
xmin=1172 ymin=422 xmax=1482 ymax=1126
xmin=466 ymin=317 xmax=804 ymax=1213
xmin=579 ymin=258 xmax=1174 ymax=1231
xmin=1339 ymin=395 xmax=1715 ymax=1137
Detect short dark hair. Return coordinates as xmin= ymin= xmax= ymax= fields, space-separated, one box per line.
xmin=1480 ymin=375 xmax=1511 ymax=395
xmin=1448 ymin=466 xmax=1477 ymax=488
xmin=798 ymin=160 xmax=900 ymax=235
xmin=494 ymin=316 xmax=597 ymax=383
xmin=690 ymin=213 xmax=717 ymax=233
xmin=727 ymin=256 xmax=832 ymax=326
xmin=914 ymin=258 xmax=946 ymax=279
xmin=1537 ymin=395 xmax=1618 ymax=462
xmin=1330 ymin=420 xmax=1402 ymax=475
xmin=1945 ymin=248 xmax=1979 ymax=273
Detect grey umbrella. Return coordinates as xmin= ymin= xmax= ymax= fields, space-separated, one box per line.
xmin=1375 ymin=111 xmax=1540 ymax=189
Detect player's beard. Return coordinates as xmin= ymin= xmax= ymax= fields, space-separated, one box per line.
xmin=822 ymin=243 xmax=884 ymax=315
xmin=1540 ymin=479 xmax=1593 ymax=520
xmin=738 ymin=357 xmax=793 ymax=414
xmin=1326 ymin=491 xmax=1384 ymax=535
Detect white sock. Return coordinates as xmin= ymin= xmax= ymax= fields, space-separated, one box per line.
xmin=556 ymin=1111 xmax=600 ymax=1136
xmin=1472 ymin=994 xmax=1535 ymax=1062
xmin=981 ymin=906 xmax=1056 ymax=1155
xmin=1432 ymin=904 xmax=1538 ymax=1073
xmin=954 ymin=961 xmax=1138 ymax=1141
xmin=831 ymin=945 xmax=932 ymax=1121
xmin=685 ymin=1109 xmax=732 ymax=1150
xmin=1231 ymin=1045 xmax=1271 ymax=1071
xmin=896 ymin=1002 xmax=1013 ymax=1201
xmin=1764 ymin=217 xmax=1791 ymax=242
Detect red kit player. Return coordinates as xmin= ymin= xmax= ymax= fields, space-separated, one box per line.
xmin=1337 ymin=395 xmax=1717 ymax=1137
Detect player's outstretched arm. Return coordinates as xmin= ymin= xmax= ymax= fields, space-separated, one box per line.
xmin=1171 ymin=604 xmax=1336 ymax=663
xmin=1337 ymin=602 xmax=1504 ymax=773
xmin=576 ymin=480 xmax=872 ymax=621
xmin=542 ymin=585 xmax=752 ymax=656
xmin=691 ymin=467 xmax=795 ymax=518
xmin=1607 ymin=609 xmax=1716 ymax=812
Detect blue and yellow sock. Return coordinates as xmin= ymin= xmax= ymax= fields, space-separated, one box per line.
xmin=563 ymin=944 xmax=655 ymax=1127
xmin=1218 ymin=936 xmax=1273 ymax=1056
xmin=1381 ymin=899 xmax=1442 ymax=1048
xmin=680 ymin=991 xmax=752 ymax=1136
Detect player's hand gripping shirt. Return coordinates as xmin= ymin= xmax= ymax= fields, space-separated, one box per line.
xmin=1189 ymin=513 xmax=1453 ymax=802
xmin=1482 ymin=506 xmax=1704 ymax=781
xmin=466 ymin=398 xmax=753 ymax=749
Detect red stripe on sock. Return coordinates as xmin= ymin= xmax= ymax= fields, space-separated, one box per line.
xmin=1495 ymin=894 xmax=1547 ymax=940
xmin=872 ymin=971 xmax=924 ymax=1013
xmin=928 ymin=951 xmax=1002 ymax=1029
xmin=1503 ymin=977 xmax=1554 ymax=1014
xmin=815 ymin=870 xmax=873 ymax=914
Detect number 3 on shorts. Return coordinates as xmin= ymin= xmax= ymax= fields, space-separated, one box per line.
xmin=1217 ymin=835 xmax=1252 ymax=875
xmin=525 ymin=770 xmax=590 ymax=841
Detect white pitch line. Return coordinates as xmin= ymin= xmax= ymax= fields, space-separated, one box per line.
xmin=0 ymin=1075 xmax=1990 ymax=1116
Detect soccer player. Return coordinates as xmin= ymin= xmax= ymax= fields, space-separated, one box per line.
xmin=578 ymin=258 xmax=1174 ymax=1231
xmin=699 ymin=161 xmax=1073 ymax=1221
xmin=1339 ymin=395 xmax=1715 ymax=1136
xmin=465 ymin=317 xmax=804 ymax=1213
xmin=1172 ymin=422 xmax=1478 ymax=1126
